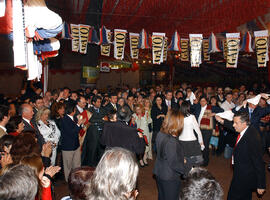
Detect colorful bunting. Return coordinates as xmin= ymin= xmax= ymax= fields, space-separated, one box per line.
xmin=240 ymin=32 xmax=253 ymax=52
xmin=168 ymin=31 xmax=181 ymax=51
xmin=208 ymin=32 xmax=221 ymax=53
xmin=138 ymin=29 xmax=150 ymax=49
xmin=61 ymin=22 xmax=72 ymax=39
xmin=98 ymin=26 xmax=111 ymax=45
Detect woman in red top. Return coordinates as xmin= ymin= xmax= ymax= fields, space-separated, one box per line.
xmin=6 ymin=115 xmax=25 ymax=136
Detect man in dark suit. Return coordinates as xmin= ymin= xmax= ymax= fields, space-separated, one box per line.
xmin=101 ymin=106 xmax=145 ymax=155
xmin=82 ymin=95 xmax=107 ymax=166
xmin=235 ymin=94 xmax=270 ymax=149
xmin=21 ymin=103 xmax=45 ymax=147
xmin=104 ymin=93 xmax=118 ymax=114
xmin=164 ymin=90 xmax=178 ymax=110
xmin=61 ymin=102 xmax=84 ymax=181
xmin=227 ymin=112 xmax=265 ymax=200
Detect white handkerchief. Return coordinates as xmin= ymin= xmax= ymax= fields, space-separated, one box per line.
xmin=216 ymin=110 xmax=234 ymax=121
xmin=247 ymin=94 xmax=261 ymax=105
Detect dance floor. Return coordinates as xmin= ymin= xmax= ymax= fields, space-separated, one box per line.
xmin=54 ymin=154 xmax=270 ymax=200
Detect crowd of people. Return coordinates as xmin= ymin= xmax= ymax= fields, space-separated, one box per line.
xmin=0 ymin=81 xmax=269 ymax=200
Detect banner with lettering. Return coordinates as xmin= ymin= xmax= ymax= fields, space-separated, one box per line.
xmin=226 ymin=33 xmax=240 ymax=68
xmin=189 ymin=34 xmax=203 ymax=67
xmin=254 ymin=30 xmax=269 ymax=68
xmin=203 ymin=39 xmax=210 ymax=61
xmin=163 ymin=37 xmax=168 ymax=62
xmin=114 ymin=29 xmax=127 ymax=60
xmin=129 ymin=33 xmax=140 ymax=59
xmin=223 ymin=40 xmax=228 ymax=60
xmin=79 ymin=24 xmax=90 ymax=54
xmin=101 ymin=44 xmax=111 ymax=56
xmin=152 ymin=32 xmax=165 ymax=65
xmin=180 ymin=39 xmax=189 ymax=61
xmin=70 ymin=24 xmax=80 ymax=52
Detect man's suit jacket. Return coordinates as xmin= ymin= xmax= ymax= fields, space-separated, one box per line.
xmin=101 ymin=121 xmax=145 ymax=155
xmin=23 ymin=119 xmax=45 ymax=147
xmin=60 ymin=115 xmax=80 ymax=151
xmin=226 ymin=124 xmax=266 ymax=198
xmin=164 ymin=100 xmax=178 ymax=111
xmin=237 ymin=105 xmax=270 ymax=131
xmin=0 ymin=127 xmax=7 ymax=138
xmin=191 ymin=103 xmax=224 ymax=122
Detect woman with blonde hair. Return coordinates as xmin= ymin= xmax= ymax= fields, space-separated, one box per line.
xmin=36 ymin=107 xmax=61 ymax=165
xmin=154 ymin=109 xmax=192 ymax=200
xmin=87 ymin=147 xmax=139 ymax=200
xmin=132 ymin=104 xmax=152 ymax=167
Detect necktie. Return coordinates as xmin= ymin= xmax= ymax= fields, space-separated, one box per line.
xmin=30 ymin=122 xmax=35 ymax=129
xmin=249 ymin=108 xmax=253 ymax=119
xmin=234 ymin=134 xmax=241 ymax=147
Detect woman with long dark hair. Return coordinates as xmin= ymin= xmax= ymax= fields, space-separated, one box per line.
xmin=151 ymin=95 xmax=167 ymax=151
xmin=179 ymin=101 xmax=204 ymax=166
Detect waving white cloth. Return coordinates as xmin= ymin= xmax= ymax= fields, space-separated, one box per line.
xmin=247 ymin=94 xmax=261 ymax=105
xmin=216 ymin=110 xmax=234 ymax=121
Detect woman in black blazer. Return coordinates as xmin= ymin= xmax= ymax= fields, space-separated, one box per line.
xmin=151 ymin=95 xmax=167 ymax=151
xmin=153 ymin=109 xmax=192 ymax=200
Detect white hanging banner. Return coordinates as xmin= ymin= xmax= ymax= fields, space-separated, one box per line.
xmin=163 ymin=37 xmax=168 ymax=62
xmin=152 ymin=32 xmax=165 ymax=65
xmin=254 ymin=30 xmax=269 ymax=68
xmin=101 ymin=44 xmax=111 ymax=56
xmin=114 ymin=29 xmax=127 ymax=60
xmin=180 ymin=39 xmax=189 ymax=61
xmin=0 ymin=0 xmax=5 ymax=17
xmin=13 ymin=0 xmax=27 ymax=69
xmin=70 ymin=24 xmax=80 ymax=52
xmin=226 ymin=33 xmax=240 ymax=68
xmin=79 ymin=24 xmax=90 ymax=54
xmin=189 ymin=34 xmax=203 ymax=67
xmin=203 ymin=39 xmax=210 ymax=61
xmin=129 ymin=33 xmax=140 ymax=59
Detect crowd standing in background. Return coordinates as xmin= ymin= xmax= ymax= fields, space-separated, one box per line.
xmin=0 ymin=81 xmax=269 ymax=199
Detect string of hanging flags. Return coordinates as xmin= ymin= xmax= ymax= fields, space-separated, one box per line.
xmin=61 ymin=22 xmax=269 ymax=68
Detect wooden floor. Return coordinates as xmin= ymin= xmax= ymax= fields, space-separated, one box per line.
xmin=54 ymin=153 xmax=270 ymax=200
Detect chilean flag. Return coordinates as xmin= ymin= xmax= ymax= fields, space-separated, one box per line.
xmin=61 ymin=22 xmax=72 ymax=39
xmin=138 ymin=29 xmax=150 ymax=49
xmin=208 ymin=32 xmax=221 ymax=53
xmin=168 ymin=31 xmax=181 ymax=51
xmin=98 ymin=26 xmax=111 ymax=45
xmin=88 ymin=27 xmax=99 ymax=44
xmin=240 ymin=32 xmax=253 ymax=52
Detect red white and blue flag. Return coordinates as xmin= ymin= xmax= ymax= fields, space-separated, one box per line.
xmin=240 ymin=32 xmax=253 ymax=52
xmin=88 ymin=27 xmax=99 ymax=44
xmin=168 ymin=31 xmax=181 ymax=51
xmin=61 ymin=22 xmax=72 ymax=39
xmin=208 ymin=32 xmax=221 ymax=53
xmin=98 ymin=26 xmax=111 ymax=45
xmin=138 ymin=29 xmax=150 ymax=49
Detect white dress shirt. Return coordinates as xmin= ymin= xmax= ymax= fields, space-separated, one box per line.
xmin=76 ymin=105 xmax=83 ymax=113
xmin=198 ymin=105 xmax=207 ymax=126
xmin=0 ymin=125 xmax=7 ymax=132
xmin=165 ymin=99 xmax=171 ymax=107
xmin=221 ymin=100 xmax=235 ymax=111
